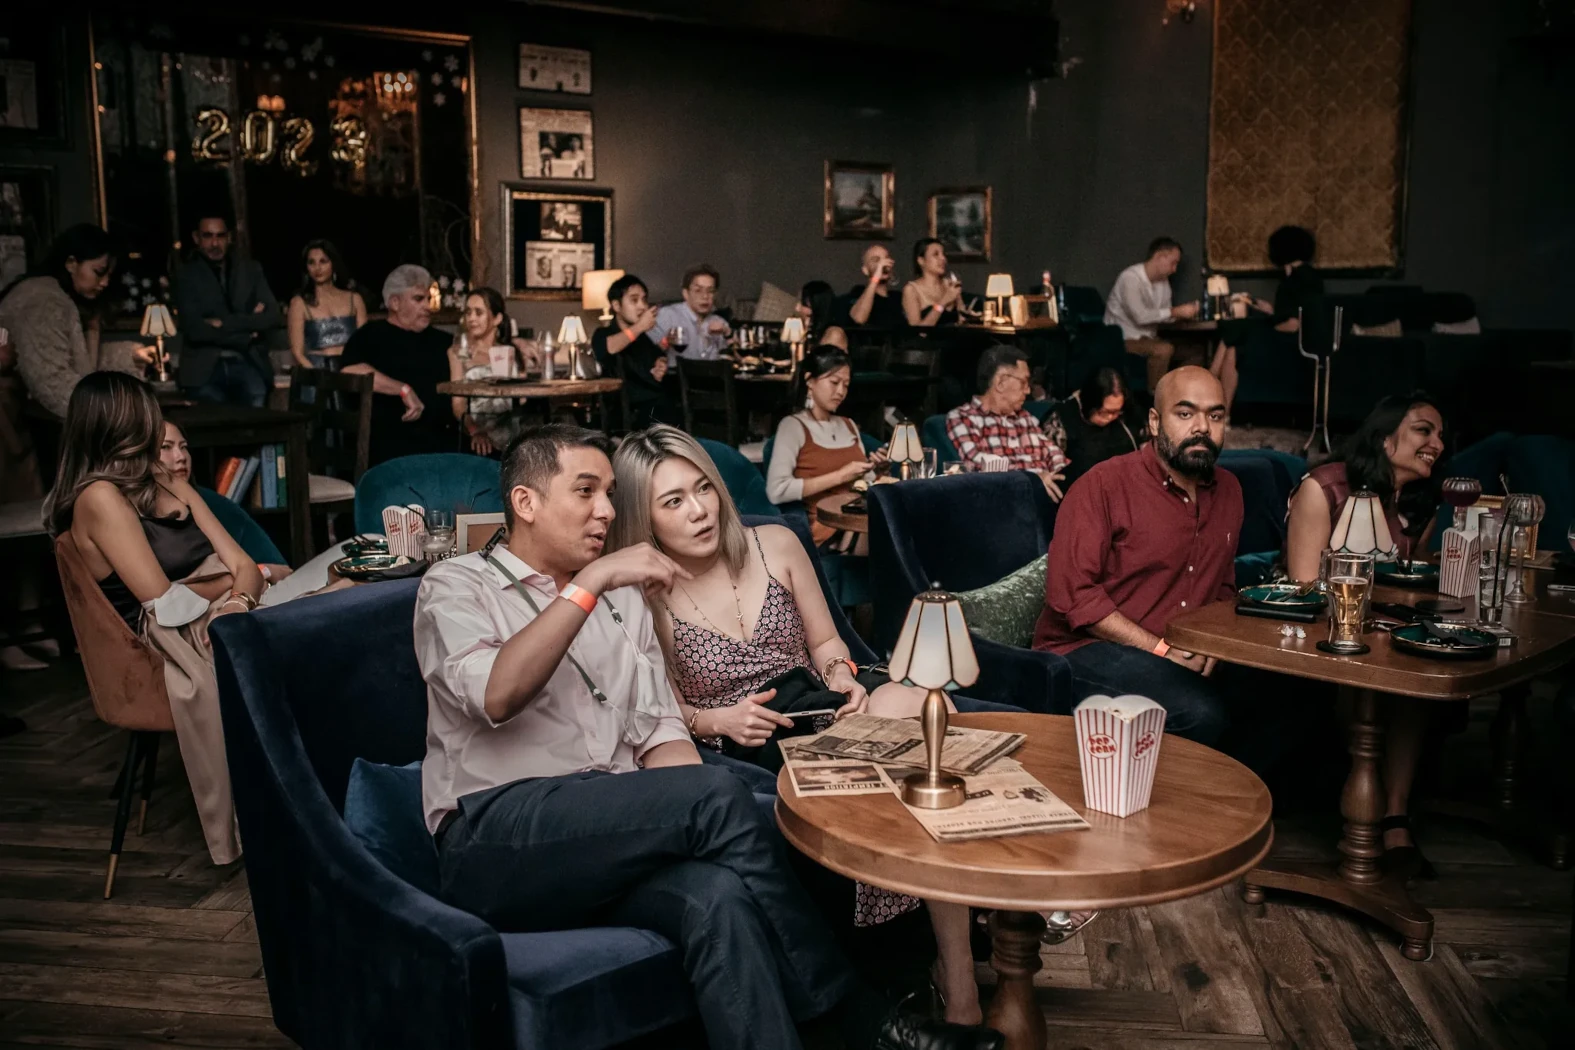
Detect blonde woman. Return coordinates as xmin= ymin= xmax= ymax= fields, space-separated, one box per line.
xmin=608 ymin=424 xmax=981 ymax=1025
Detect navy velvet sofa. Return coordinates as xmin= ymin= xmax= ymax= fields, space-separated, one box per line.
xmin=211 ymin=513 xmax=1009 ymax=1048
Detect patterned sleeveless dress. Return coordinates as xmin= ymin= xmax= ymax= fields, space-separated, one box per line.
xmin=667 ymin=528 xmax=921 ymax=927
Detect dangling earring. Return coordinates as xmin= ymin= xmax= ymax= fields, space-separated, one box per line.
xmin=804 ymin=392 xmax=814 ymax=411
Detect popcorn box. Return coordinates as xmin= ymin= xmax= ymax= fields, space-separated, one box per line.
xmin=488 ymin=345 xmax=516 ymax=378
xmin=1074 ymin=694 xmax=1167 ymax=818
xmin=382 ymin=505 xmax=427 ymax=560
xmin=979 ymin=453 xmax=1011 ymax=473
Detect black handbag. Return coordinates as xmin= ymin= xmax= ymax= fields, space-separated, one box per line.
xmin=719 ymin=665 xmax=890 ymax=772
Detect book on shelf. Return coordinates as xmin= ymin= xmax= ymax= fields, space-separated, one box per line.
xmin=260 ymin=444 xmax=278 ymax=509
xmin=213 ymin=456 xmax=243 ymax=497
xmin=273 ymin=445 xmax=288 ymax=508
xmin=227 ymin=456 xmax=261 ymax=503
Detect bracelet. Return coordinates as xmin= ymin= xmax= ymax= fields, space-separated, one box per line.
xmin=1151 ymin=639 xmax=1171 ymax=658
xmin=823 ymin=656 xmax=858 ymax=682
xmin=398 ymin=384 xmax=411 ymax=397
xmin=687 ymin=708 xmax=704 ymax=737
xmin=221 ymin=598 xmax=251 ymax=613
xmin=226 ymin=590 xmax=259 ymax=611
xmin=559 ymin=583 xmax=598 ymax=615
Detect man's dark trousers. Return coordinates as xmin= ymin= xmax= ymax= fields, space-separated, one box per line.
xmin=437 ymin=763 xmax=855 ymax=1050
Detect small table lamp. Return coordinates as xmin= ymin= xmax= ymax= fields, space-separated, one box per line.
xmin=1330 ymin=490 xmax=1396 ymax=558
xmin=139 ymin=303 xmax=176 ymax=382
xmin=557 ymin=314 xmax=589 ymax=379
xmin=888 ymin=586 xmax=980 ymax=809
xmin=886 ymin=420 xmax=923 ymax=479
xmin=780 ymin=317 xmax=806 ymax=366
xmin=582 ymin=269 xmax=626 ymax=323
xmin=985 ymin=274 xmax=1015 ymax=323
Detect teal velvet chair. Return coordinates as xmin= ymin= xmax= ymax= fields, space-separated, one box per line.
xmin=696 ymin=439 xmax=780 ymax=518
xmin=353 ymin=454 xmax=505 ymax=536
xmin=197 ymin=486 xmax=286 ymax=566
xmin=921 ymin=415 xmax=960 ymax=463
xmin=1433 ymin=432 xmax=1574 ymax=550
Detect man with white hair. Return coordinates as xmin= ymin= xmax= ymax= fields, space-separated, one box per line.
xmin=341 ymin=264 xmax=457 ymax=465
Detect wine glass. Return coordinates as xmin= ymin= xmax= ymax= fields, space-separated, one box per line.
xmin=1502 ymin=493 xmax=1545 ymax=604
xmin=1442 ymin=477 xmax=1482 ymax=530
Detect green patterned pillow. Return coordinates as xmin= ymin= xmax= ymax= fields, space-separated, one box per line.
xmin=954 ymin=554 xmax=1048 ymax=649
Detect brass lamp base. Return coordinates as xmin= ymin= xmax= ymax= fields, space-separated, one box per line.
xmin=900 ymin=688 xmax=966 ymax=809
xmin=903 ymin=769 xmax=966 ymax=809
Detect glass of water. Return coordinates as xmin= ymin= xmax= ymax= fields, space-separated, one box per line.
xmin=1478 ymin=512 xmax=1506 ymax=624
xmin=422 ymin=508 xmax=456 ymax=562
xmin=920 ymin=447 xmax=939 ymax=479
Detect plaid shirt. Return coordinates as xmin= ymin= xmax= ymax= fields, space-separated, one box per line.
xmin=945 ymin=397 xmax=1069 ymax=474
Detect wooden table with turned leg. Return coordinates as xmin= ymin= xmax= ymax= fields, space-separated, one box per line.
xmin=1166 ymin=587 xmax=1575 ymax=960
xmin=774 ymin=713 xmax=1273 ymax=1050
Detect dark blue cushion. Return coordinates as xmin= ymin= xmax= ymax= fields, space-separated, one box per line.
xmin=501 ymin=928 xmax=692 ymax=1049
xmin=343 ymin=759 xmax=440 ymax=897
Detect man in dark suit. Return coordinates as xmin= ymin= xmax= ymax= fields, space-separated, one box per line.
xmin=174 ymin=213 xmax=282 ymax=406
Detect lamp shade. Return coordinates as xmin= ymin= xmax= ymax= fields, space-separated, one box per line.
xmin=780 ymin=317 xmax=806 ymax=344
xmin=557 ymin=314 xmax=588 ymax=345
xmin=140 ymin=303 xmax=175 ymax=338
xmin=985 ymin=273 xmax=1014 ymax=299
xmin=888 ymin=588 xmax=980 ymax=692
xmin=581 ymin=269 xmax=625 ymax=313
xmin=886 ymin=420 xmax=923 ymax=464
xmin=1330 ymin=490 xmax=1396 ymax=557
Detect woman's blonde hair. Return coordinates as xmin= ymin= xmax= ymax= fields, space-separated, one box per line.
xmin=43 ymin=370 xmax=165 ymax=535
xmin=609 ymin=425 xmax=748 ymax=574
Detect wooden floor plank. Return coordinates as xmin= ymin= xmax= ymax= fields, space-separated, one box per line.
xmin=0 ymin=930 xmax=263 ymax=979
xmin=1225 ymin=904 xmax=1357 ymax=1050
xmin=0 ymin=962 xmax=274 ymax=1019
xmin=1144 ymin=891 xmax=1273 ymax=1038
xmin=0 ymin=900 xmax=246 ymax=942
xmin=1085 ymin=910 xmax=1158 ymax=992
xmin=1284 ymin=904 xmax=1440 ymax=1050
xmin=1374 ymin=940 xmax=1544 ymax=1050
xmin=0 ymin=1000 xmax=291 ymax=1049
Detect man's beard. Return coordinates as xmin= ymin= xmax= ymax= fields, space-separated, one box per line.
xmin=1156 ymin=429 xmax=1220 ymax=480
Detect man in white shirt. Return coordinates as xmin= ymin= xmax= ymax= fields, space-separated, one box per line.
xmin=650 ymin=263 xmax=732 ymax=364
xmin=414 ymin=424 xmax=1000 ymax=1050
xmin=1103 ymin=237 xmax=1199 ymax=390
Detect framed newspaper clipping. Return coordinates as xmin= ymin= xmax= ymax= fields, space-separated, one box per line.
xmin=502 ymin=185 xmax=612 ymax=301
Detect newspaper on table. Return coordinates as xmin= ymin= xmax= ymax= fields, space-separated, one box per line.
xmin=792 ymin=713 xmax=1024 ymax=776
xmin=780 ymin=738 xmax=890 ymax=796
xmin=878 ymin=764 xmax=1090 ymax=843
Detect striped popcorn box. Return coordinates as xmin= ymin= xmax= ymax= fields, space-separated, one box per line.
xmin=382 ymin=505 xmax=427 ymax=560
xmin=1073 ymin=694 xmax=1167 ymax=818
xmin=979 ymin=453 xmax=1011 ymax=473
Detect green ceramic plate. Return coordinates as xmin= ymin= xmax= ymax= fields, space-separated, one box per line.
xmin=1389 ymin=621 xmax=1496 ymax=659
xmin=1239 ymin=583 xmax=1326 ymax=608
xmin=330 ymin=553 xmax=428 ymax=583
xmin=1377 ymin=561 xmax=1439 ymax=586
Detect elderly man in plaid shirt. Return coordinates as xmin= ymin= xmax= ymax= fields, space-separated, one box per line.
xmin=945 ymin=344 xmax=1069 ymax=501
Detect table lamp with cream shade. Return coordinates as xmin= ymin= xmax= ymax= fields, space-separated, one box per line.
xmin=886 ymin=420 xmax=923 ymax=480
xmin=140 ymin=303 xmax=176 ymax=382
xmin=780 ymin=316 xmax=806 ymax=367
xmin=581 ymin=268 xmax=625 ymax=323
xmin=985 ymin=273 xmax=1014 ymax=323
xmin=557 ymin=313 xmax=595 ymax=379
xmin=887 ymin=587 xmax=979 ymax=809
xmin=1330 ymin=491 xmax=1396 ymax=558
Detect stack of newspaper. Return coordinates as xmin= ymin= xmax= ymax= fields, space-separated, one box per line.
xmin=781 ymin=715 xmax=1089 ymax=843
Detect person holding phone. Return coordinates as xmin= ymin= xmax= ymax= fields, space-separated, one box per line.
xmin=607 ymin=425 xmax=984 ymax=1027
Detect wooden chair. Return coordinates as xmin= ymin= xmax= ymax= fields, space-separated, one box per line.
xmin=288 ymin=368 xmax=373 ymax=532
xmin=53 ymin=533 xmax=174 ymax=898
xmin=881 ymin=345 xmax=944 ymax=418
xmin=677 ymin=358 xmax=743 ymax=447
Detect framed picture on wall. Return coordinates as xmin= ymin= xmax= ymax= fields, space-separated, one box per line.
xmin=518 ymin=44 xmax=592 ymax=95
xmin=519 ymin=107 xmax=594 ymax=180
xmin=928 ymin=186 xmax=992 ymax=262
xmin=0 ymin=165 xmax=56 ymax=290
xmin=0 ymin=22 xmax=68 ymax=147
xmin=502 ymin=185 xmax=612 ymax=301
xmin=823 ymin=161 xmax=894 ymax=240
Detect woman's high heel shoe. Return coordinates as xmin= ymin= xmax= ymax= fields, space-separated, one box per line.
xmin=1042 ymin=910 xmax=1099 ymax=944
xmin=1380 ymin=815 xmax=1437 ymax=881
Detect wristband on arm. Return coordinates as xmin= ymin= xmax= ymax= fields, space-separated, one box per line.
xmin=558 ymin=583 xmax=598 ymax=615
xmin=1151 ymin=639 xmax=1170 ymax=658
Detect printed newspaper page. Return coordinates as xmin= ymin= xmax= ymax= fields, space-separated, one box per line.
xmin=780 ymin=738 xmax=892 ymax=796
xmin=879 ymin=765 xmax=1090 ymax=842
xmin=793 ymin=714 xmax=1024 ymax=776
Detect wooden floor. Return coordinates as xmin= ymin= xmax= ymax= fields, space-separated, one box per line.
xmin=1 ymin=660 xmax=1570 ymax=1049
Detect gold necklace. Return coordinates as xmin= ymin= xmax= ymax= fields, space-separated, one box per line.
xmin=678 ymin=567 xmax=748 ymax=643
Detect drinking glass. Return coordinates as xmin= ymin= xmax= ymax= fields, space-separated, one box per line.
xmin=422 ymin=509 xmax=457 ymax=563
xmin=1478 ymin=512 xmax=1506 ymax=625
xmin=669 ymin=326 xmax=689 ymax=355
xmin=920 ymin=448 xmax=939 ymax=479
xmin=1442 ymin=477 xmax=1483 ymax=531
xmin=1324 ymin=552 xmax=1375 ymax=653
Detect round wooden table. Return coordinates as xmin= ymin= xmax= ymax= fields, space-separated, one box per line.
xmin=814 ymin=492 xmax=870 ymax=535
xmin=775 ymin=713 xmax=1273 ymax=1050
xmin=435 ymin=377 xmax=622 ymax=399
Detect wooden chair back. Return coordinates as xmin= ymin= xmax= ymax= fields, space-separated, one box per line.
xmin=881 ymin=346 xmax=942 ymax=416
xmin=678 ymin=358 xmax=742 ymax=446
xmin=53 ymin=533 xmax=174 ymax=733
xmin=287 ymin=368 xmax=374 ymax=484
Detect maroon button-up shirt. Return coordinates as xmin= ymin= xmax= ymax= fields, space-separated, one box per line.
xmin=1033 ymin=444 xmax=1242 ymax=655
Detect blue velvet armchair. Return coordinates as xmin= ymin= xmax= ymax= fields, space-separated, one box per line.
xmin=866 ymin=472 xmax=1071 ymax=714
xmin=210 ymin=511 xmax=997 ymax=1048
xmin=354 ymin=453 xmax=506 ymax=535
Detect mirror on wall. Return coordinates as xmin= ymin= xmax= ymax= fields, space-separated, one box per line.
xmin=91 ymin=15 xmax=477 ymax=320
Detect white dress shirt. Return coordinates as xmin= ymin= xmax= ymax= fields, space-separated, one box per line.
xmin=651 ymin=302 xmax=730 ymax=364
xmin=1103 ymin=262 xmax=1174 ymax=340
xmin=414 ymin=545 xmax=690 ymax=833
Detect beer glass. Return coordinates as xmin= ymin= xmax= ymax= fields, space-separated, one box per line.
xmin=1324 ymin=552 xmax=1375 ymax=654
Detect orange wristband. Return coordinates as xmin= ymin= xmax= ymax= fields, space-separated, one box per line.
xmin=559 ymin=583 xmax=597 ymax=615
xmin=1151 ymin=640 xmax=1170 ymax=658
xmin=620 ymin=326 xmax=637 ymax=343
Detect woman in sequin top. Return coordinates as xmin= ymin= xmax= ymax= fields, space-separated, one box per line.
xmin=287 ymin=239 xmax=365 ymax=372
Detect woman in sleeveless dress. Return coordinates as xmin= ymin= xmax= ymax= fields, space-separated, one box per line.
xmin=765 ymin=347 xmax=887 ymax=550
xmin=447 ymin=287 xmax=524 ymax=456
xmin=901 ymin=238 xmax=963 ymax=327
xmin=287 ymin=239 xmax=365 ymax=372
xmin=1285 ymin=393 xmax=1446 ymax=877
xmin=609 ymin=425 xmax=982 ymax=1025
